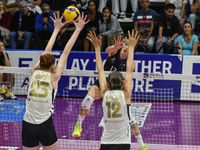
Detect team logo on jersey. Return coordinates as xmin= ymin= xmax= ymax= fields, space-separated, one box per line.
xmin=119 ymin=62 xmax=126 ymax=71
xmin=109 ymin=57 xmax=116 ymax=64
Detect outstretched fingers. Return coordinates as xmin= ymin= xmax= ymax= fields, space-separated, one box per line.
xmin=60 ymin=13 xmax=64 ymax=21
xmin=125 ymin=36 xmax=128 ymax=43
xmin=132 ymin=29 xmax=134 ymax=38
xmin=87 ymin=31 xmax=94 ymax=39
xmin=50 ymin=13 xmax=57 ymax=22
xmin=128 ymin=30 xmax=131 ymax=39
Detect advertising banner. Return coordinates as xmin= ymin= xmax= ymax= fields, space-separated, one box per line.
xmin=5 ymin=50 xmax=200 ymax=101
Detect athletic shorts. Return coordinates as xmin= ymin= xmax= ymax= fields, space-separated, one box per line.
xmin=100 ymin=144 xmax=130 ymax=150
xmin=22 ymin=116 xmax=58 ymax=147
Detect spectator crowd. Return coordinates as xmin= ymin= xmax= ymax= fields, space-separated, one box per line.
xmin=0 ymin=0 xmax=199 ymax=55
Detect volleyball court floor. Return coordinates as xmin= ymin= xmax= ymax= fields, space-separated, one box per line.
xmin=0 ymin=96 xmax=200 ymax=150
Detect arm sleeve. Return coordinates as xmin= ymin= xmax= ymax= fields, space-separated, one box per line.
xmin=174 ymin=17 xmax=181 ymax=34
xmin=177 ymin=35 xmax=182 ymax=43
xmin=157 ymin=13 xmax=165 ymax=27
xmin=47 ymin=14 xmax=55 ymax=32
xmin=152 ymin=10 xmax=157 ymax=21
xmin=193 ymin=35 xmax=199 ymax=43
xmin=12 ymin=12 xmax=19 ymax=32
xmin=133 ymin=11 xmax=139 ymax=22
xmin=101 ymin=16 xmax=118 ymax=36
xmin=35 ymin=15 xmax=44 ymax=32
xmin=0 ymin=11 xmax=12 ymax=29
xmin=99 ymin=19 xmax=106 ymax=33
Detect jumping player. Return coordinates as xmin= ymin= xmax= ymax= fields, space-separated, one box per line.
xmin=72 ymin=35 xmax=129 ymax=137
xmin=87 ymin=30 xmax=148 ymax=150
xmin=22 ymin=13 xmax=89 ymax=150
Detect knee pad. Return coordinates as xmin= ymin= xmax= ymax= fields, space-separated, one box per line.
xmin=81 ymin=95 xmax=94 ymax=109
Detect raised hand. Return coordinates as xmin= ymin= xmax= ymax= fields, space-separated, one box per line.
xmin=113 ymin=36 xmax=124 ymax=50
xmin=125 ymin=30 xmax=140 ymax=49
xmin=50 ymin=13 xmax=68 ymax=31
xmin=86 ymin=31 xmax=102 ymax=49
xmin=73 ymin=12 xmax=90 ymax=32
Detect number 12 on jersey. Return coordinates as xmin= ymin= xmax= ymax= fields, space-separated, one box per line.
xmin=106 ymin=101 xmax=122 ymax=118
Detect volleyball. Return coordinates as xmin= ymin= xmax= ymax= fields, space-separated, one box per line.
xmin=0 ymin=88 xmax=10 ymax=99
xmin=63 ymin=6 xmax=80 ymax=23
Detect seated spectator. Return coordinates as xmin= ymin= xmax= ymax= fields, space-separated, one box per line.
xmin=60 ymin=1 xmax=78 ymax=50
xmin=0 ymin=0 xmax=12 ymax=46
xmin=0 ymin=41 xmax=17 ymax=100
xmin=166 ymin=0 xmax=187 ymax=26
xmin=134 ymin=0 xmax=156 ymax=53
xmin=189 ymin=0 xmax=200 ymax=29
xmin=27 ymin=0 xmax=42 ymax=15
xmin=156 ymin=3 xmax=181 ymax=54
xmin=9 ymin=1 xmax=35 ymax=49
xmin=98 ymin=7 xmax=124 ymax=51
xmin=34 ymin=3 xmax=54 ymax=49
xmin=119 ymin=0 xmax=138 ymax=19
xmin=83 ymin=0 xmax=102 ymax=51
xmin=98 ymin=0 xmax=120 ymax=17
xmin=4 ymin=0 xmax=20 ymax=15
xmin=177 ymin=21 xmax=199 ymax=54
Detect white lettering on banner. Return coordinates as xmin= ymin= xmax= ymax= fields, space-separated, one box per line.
xmin=71 ymin=59 xmax=90 ymax=70
xmin=79 ymin=77 xmax=85 ymax=90
xmin=163 ymin=61 xmax=172 ymax=74
xmin=68 ymin=78 xmax=154 ymax=92
xmin=135 ymin=79 xmax=144 ymax=92
xmin=71 ymin=59 xmax=80 ymax=70
xmin=133 ymin=79 xmax=154 ymax=92
xmin=80 ymin=59 xmax=89 ymax=70
xmin=69 ymin=77 xmax=97 ymax=90
xmin=142 ymin=60 xmax=151 ymax=73
xmin=134 ymin=60 xmax=172 ymax=74
xmin=69 ymin=77 xmax=78 ymax=90
xmin=153 ymin=61 xmax=161 ymax=73
xmin=146 ymin=79 xmax=154 ymax=92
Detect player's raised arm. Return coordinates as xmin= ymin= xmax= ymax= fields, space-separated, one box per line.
xmin=54 ymin=12 xmax=90 ymax=80
xmin=30 ymin=13 xmax=67 ymax=77
xmin=105 ymin=36 xmax=124 ymax=55
xmin=43 ymin=13 xmax=68 ymax=54
xmin=123 ymin=30 xmax=140 ymax=95
xmin=86 ymin=31 xmax=108 ymax=96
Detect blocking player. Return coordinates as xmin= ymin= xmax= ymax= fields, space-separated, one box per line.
xmin=87 ymin=30 xmax=148 ymax=150
xmin=22 ymin=13 xmax=89 ymax=150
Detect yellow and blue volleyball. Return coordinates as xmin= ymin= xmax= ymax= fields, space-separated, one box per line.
xmin=0 ymin=88 xmax=10 ymax=99
xmin=64 ymin=6 xmax=80 ymax=23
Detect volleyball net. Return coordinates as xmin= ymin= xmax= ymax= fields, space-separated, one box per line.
xmin=0 ymin=67 xmax=200 ymax=150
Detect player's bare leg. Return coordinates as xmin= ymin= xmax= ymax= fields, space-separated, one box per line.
xmin=42 ymin=140 xmax=59 ymax=150
xmin=131 ymin=123 xmax=148 ymax=150
xmin=72 ymin=85 xmax=101 ymax=137
xmin=23 ymin=145 xmax=40 ymax=150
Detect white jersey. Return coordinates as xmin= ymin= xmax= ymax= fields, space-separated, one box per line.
xmin=23 ymin=70 xmax=57 ymax=124
xmin=101 ymin=90 xmax=131 ymax=144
